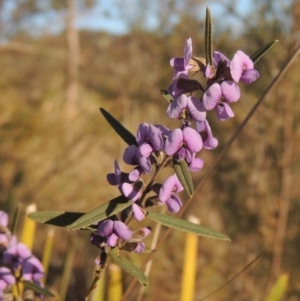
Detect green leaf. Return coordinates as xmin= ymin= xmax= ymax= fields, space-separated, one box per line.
xmin=160 ymin=89 xmax=174 ymax=103
xmin=147 ymin=211 xmax=230 ymax=241
xmin=28 ymin=211 xmax=85 ymax=227
xmin=100 ymin=108 xmax=137 ymax=146
xmin=250 ymin=40 xmax=279 ymax=64
xmin=110 ymin=248 xmax=148 ymax=286
xmin=68 ymin=195 xmax=132 ymax=230
xmin=173 ymin=158 xmax=194 ymax=196
xmin=205 ymin=7 xmax=213 ymax=65
xmin=23 ymin=280 xmax=55 ymax=297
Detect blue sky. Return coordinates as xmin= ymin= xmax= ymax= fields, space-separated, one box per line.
xmin=76 ymin=0 xmax=253 ymax=35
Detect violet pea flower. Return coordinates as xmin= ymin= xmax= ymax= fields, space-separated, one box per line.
xmin=97 ymin=220 xmax=132 ymax=247
xmin=167 ymin=94 xmax=206 ymax=123
xmin=0 ymin=211 xmax=8 ymax=227
xmin=169 ymin=38 xmax=193 ymax=96
xmin=230 ymin=50 xmax=259 ymax=84
xmin=3 ymin=240 xmax=32 ymax=270
xmin=188 ymin=153 xmax=204 ymax=172
xmin=136 ymin=123 xmax=164 ymax=156
xmin=202 ymin=81 xmax=240 ymax=121
xmin=159 ymin=174 xmax=184 ymax=213
xmin=165 ymin=127 xmax=203 ymax=160
xmin=123 ymin=145 xmax=152 ymax=174
xmin=196 ymin=119 xmax=218 ymax=149
xmin=22 ymin=256 xmax=44 ymax=284
xmin=107 ymin=160 xmax=142 ymax=202
xmin=0 ymin=267 xmax=15 ymax=297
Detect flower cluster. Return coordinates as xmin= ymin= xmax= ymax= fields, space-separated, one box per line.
xmin=0 ymin=211 xmax=44 ymax=300
xmin=91 ymin=38 xmax=259 ymax=265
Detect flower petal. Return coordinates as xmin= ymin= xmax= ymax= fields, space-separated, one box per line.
xmin=165 ymin=128 xmax=183 ymax=155
xmin=202 ymin=83 xmax=221 ymax=110
xmin=216 ymin=103 xmax=234 ymax=121
xmin=213 ymin=51 xmax=230 ymax=66
xmin=159 ymin=174 xmax=183 ymax=202
xmin=132 ymin=203 xmax=145 ymax=221
xmin=148 ymin=124 xmax=164 ymax=151
xmin=184 ymin=38 xmax=192 ymax=68
xmin=98 ymin=219 xmax=114 ymax=237
xmin=136 ymin=123 xmax=149 ymax=145
xmin=134 ymin=242 xmax=145 ymax=253
xmin=187 ymin=96 xmax=207 ymax=122
xmin=166 ymin=195 xmax=182 ymax=213
xmin=189 ymin=157 xmax=204 ymax=172
xmin=107 ymin=233 xmax=118 ymax=247
xmin=182 ymin=127 xmax=203 ymax=153
xmin=170 ymin=57 xmax=184 ymax=70
xmin=167 ymin=94 xmax=188 ymax=119
xmin=113 ymin=221 xmax=132 ymax=240
xmin=240 ymin=69 xmax=259 ymax=84
xmin=220 ymin=81 xmax=240 ymax=103
xmin=0 ymin=211 xmax=8 ymax=227
xmin=230 ymin=50 xmax=254 ymax=82
xmin=123 ymin=145 xmax=137 ymax=165
xmin=196 ymin=120 xmax=218 ymax=149
xmin=129 ymin=167 xmax=144 ymax=182
xmin=121 ymin=182 xmax=141 ymax=201
xmin=139 ymin=143 xmax=153 ymax=157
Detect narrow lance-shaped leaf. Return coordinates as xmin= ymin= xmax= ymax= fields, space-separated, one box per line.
xmin=205 ymin=7 xmax=213 ymax=65
xmin=147 ymin=211 xmax=230 ymax=241
xmin=23 ymin=280 xmax=55 ymax=298
xmin=100 ymin=108 xmax=137 ymax=146
xmin=68 ymin=195 xmax=132 ymax=230
xmin=173 ymin=158 xmax=194 ymax=196
xmin=250 ymin=40 xmax=279 ymax=64
xmin=28 ymin=211 xmax=85 ymax=228
xmin=110 ymin=248 xmax=148 ymax=286
xmin=160 ymin=89 xmax=174 ymax=103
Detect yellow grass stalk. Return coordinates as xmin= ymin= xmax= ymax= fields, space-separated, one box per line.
xmin=58 ymin=237 xmax=76 ymax=301
xmin=21 ymin=204 xmax=37 ymax=250
xmin=180 ymin=215 xmax=200 ymax=301
xmin=265 ymin=273 xmax=289 ymax=301
xmin=89 ymin=268 xmax=106 ymax=301
xmin=107 ymin=263 xmax=123 ymax=301
xmin=42 ymin=228 xmax=55 ymax=283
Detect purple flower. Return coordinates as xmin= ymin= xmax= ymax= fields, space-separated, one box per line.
xmin=22 ymin=256 xmax=44 ymax=283
xmin=159 ymin=174 xmax=184 ymax=213
xmin=167 ymin=94 xmax=206 ymax=122
xmin=0 ymin=267 xmax=15 ymax=295
xmin=196 ymin=119 xmax=218 ymax=149
xmin=136 ymin=123 xmax=164 ymax=155
xmin=134 ymin=242 xmax=145 ymax=253
xmin=0 ymin=211 xmax=8 ymax=227
xmin=170 ymin=38 xmax=193 ymax=76
xmin=97 ymin=220 xmax=132 ymax=247
xmin=230 ymin=50 xmax=259 ymax=84
xmin=123 ymin=145 xmax=152 ymax=174
xmin=107 ymin=160 xmax=142 ymax=201
xmin=202 ymin=81 xmax=240 ymax=121
xmin=188 ymin=154 xmax=204 ymax=172
xmin=213 ymin=51 xmax=230 ymax=66
xmin=165 ymin=127 xmax=203 ymax=160
xmin=169 ymin=38 xmax=193 ymax=96
xmin=3 ymin=240 xmax=32 ymax=270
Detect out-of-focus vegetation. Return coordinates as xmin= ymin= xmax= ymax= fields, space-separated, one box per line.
xmin=0 ymin=0 xmax=299 ymax=300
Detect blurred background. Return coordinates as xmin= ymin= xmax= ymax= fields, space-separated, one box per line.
xmin=0 ymin=0 xmax=299 ymax=300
